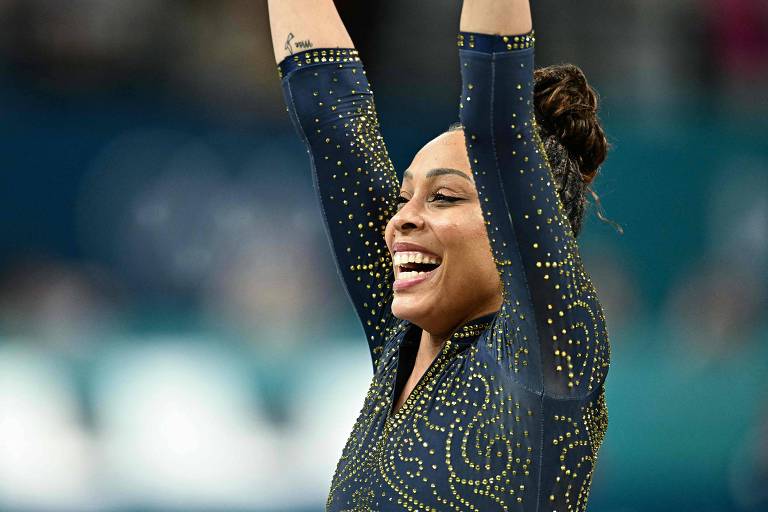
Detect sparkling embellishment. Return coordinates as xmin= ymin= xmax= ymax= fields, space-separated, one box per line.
xmin=278 ymin=27 xmax=609 ymax=511
xmin=277 ymin=47 xmax=361 ymax=79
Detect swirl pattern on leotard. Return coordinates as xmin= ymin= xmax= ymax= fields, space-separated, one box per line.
xmin=279 ymin=29 xmax=610 ymax=512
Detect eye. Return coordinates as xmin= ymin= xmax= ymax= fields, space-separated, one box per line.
xmin=395 ymin=192 xmax=462 ymax=211
xmin=429 ymin=193 xmax=462 ymax=204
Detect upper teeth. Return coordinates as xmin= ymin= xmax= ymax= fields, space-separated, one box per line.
xmin=393 ymin=252 xmax=441 ymax=266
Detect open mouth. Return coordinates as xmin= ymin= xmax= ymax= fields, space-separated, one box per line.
xmin=393 ymin=252 xmax=442 ymax=283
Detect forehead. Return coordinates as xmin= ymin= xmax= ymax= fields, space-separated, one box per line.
xmin=402 ymin=130 xmax=473 ymax=183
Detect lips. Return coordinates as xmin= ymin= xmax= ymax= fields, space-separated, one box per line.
xmin=391 ymin=241 xmax=443 ymax=292
xmin=393 ymin=264 xmax=441 ymax=291
xmin=392 ymin=241 xmax=441 ymax=258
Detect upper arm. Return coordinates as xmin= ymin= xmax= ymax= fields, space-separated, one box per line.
xmin=458 ymin=32 xmax=610 ymax=398
xmin=279 ymin=50 xmax=401 ymax=370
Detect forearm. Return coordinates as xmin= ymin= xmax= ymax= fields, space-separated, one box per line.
xmin=267 ymin=0 xmax=354 ymax=64
xmin=460 ymin=0 xmax=532 ymax=35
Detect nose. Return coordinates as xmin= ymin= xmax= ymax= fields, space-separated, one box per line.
xmin=391 ymin=198 xmax=425 ymax=232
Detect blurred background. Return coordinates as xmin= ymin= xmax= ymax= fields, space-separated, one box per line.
xmin=0 ymin=0 xmax=766 ymax=510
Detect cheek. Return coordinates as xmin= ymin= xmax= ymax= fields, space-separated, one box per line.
xmin=442 ymin=208 xmax=497 ymax=282
xmin=438 ymin=207 xmax=487 ymax=247
xmin=384 ymin=218 xmax=395 ymax=250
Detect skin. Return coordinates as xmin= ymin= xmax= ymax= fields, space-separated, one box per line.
xmin=384 ymin=130 xmax=503 ymax=412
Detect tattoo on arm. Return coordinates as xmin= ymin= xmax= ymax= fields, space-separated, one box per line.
xmin=295 ymin=38 xmax=313 ymax=50
xmin=285 ymin=32 xmax=313 ymax=55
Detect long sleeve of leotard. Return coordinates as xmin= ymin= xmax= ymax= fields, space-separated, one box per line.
xmin=278 ymin=49 xmax=400 ymax=370
xmin=458 ymin=31 xmax=610 ymax=398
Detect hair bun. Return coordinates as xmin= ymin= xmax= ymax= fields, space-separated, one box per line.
xmin=533 ymin=64 xmax=607 ymax=183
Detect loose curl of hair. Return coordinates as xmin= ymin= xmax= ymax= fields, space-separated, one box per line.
xmin=449 ymin=63 xmax=620 ymax=237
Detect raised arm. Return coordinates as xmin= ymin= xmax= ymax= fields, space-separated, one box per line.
xmin=267 ymin=1 xmax=400 ymax=370
xmin=458 ymin=1 xmax=610 ymax=398
xmin=267 ymin=0 xmax=352 ymax=63
xmin=460 ymin=0 xmax=532 ymax=35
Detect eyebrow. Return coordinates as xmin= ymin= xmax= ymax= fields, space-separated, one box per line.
xmin=402 ymin=168 xmax=472 ymax=182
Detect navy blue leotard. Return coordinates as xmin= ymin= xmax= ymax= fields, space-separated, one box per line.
xmin=278 ymin=29 xmax=610 ymax=512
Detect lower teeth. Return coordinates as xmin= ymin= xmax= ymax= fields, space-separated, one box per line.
xmin=398 ymin=270 xmax=429 ymax=280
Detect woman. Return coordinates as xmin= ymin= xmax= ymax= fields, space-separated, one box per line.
xmin=268 ymin=0 xmax=610 ymax=510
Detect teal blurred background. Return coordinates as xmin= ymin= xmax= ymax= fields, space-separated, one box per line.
xmin=1 ymin=1 xmax=767 ymax=510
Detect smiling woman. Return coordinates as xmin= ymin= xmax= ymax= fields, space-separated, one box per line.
xmin=385 ymin=132 xmax=503 ymax=348
xmin=268 ymin=0 xmax=611 ymax=510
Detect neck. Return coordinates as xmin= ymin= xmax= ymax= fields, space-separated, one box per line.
xmin=413 ymin=328 xmax=449 ymax=374
xmin=411 ymin=299 xmax=502 ymax=373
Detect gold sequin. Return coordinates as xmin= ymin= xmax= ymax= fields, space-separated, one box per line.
xmin=279 ymin=27 xmax=608 ymax=511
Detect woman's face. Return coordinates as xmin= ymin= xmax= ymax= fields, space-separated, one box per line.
xmin=384 ymin=129 xmax=502 ymax=338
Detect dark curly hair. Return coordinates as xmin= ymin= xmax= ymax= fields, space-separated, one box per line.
xmin=449 ymin=63 xmax=618 ymax=237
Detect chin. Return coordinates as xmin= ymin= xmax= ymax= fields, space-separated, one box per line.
xmin=390 ymin=297 xmax=416 ymax=322
xmin=390 ymin=295 xmax=431 ymax=324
